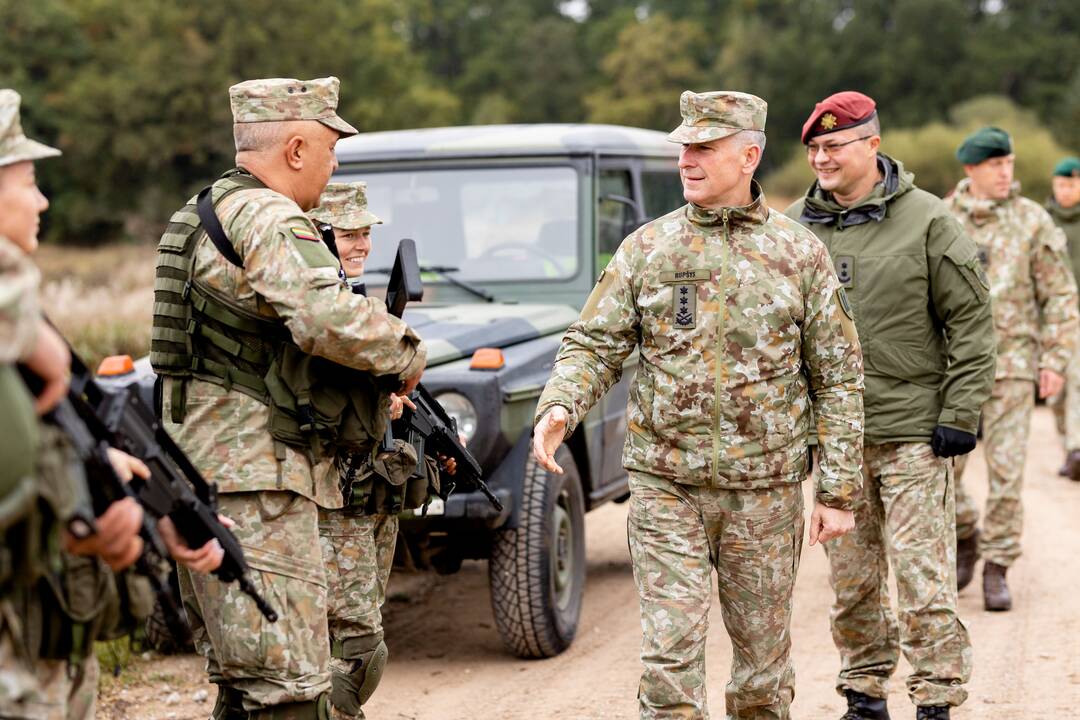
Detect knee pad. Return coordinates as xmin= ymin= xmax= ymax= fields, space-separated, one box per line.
xmin=248 ymin=693 xmax=330 ymax=720
xmin=330 ymin=641 xmax=388 ymax=716
xmin=211 ymin=686 xmax=247 ymax=720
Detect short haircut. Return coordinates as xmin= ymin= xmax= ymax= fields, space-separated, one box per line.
xmin=864 ymin=114 xmax=881 ymax=137
xmin=233 ymin=121 xmax=287 ymax=153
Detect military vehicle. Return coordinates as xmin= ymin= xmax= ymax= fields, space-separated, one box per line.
xmin=101 ymin=124 xmax=683 ymax=658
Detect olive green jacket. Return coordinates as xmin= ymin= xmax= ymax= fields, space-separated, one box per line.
xmin=786 ymin=155 xmax=996 ymax=443
xmin=1047 ymin=198 xmax=1080 ymax=308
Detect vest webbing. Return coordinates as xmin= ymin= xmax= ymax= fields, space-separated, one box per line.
xmin=149 ymin=169 xmax=389 ymax=461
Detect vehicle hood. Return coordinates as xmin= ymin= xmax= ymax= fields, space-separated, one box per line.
xmin=403 ymin=303 xmax=579 ymax=366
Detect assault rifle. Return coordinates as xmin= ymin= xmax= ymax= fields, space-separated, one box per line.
xmin=65 ymin=348 xmax=280 ymax=623
xmin=378 ymin=239 xmax=503 ymax=512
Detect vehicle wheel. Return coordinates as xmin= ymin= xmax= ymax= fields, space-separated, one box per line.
xmin=488 ymin=446 xmax=585 ymax=658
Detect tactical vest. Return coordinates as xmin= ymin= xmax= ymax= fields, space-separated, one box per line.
xmin=0 ymin=364 xmax=38 ymax=536
xmin=150 ymin=169 xmax=388 ymax=462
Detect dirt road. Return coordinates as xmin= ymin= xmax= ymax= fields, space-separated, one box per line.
xmin=100 ymin=406 xmax=1080 ymax=718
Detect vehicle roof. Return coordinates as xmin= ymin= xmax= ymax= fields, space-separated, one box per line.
xmin=336 ymin=123 xmax=680 ymax=163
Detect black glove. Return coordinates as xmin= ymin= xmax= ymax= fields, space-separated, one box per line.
xmin=930 ymin=425 xmax=977 ymax=458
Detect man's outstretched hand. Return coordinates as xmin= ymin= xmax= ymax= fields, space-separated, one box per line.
xmin=532 ymin=407 xmax=568 ymax=474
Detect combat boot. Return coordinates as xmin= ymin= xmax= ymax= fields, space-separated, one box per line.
xmin=916 ymin=706 xmax=950 ymax=719
xmin=983 ymin=561 xmax=1012 ymax=611
xmin=956 ymin=530 xmax=979 ymax=591
xmin=840 ymin=689 xmax=890 ymax=720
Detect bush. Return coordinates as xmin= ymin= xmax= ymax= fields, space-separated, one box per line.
xmin=763 ymin=95 xmax=1075 ymax=202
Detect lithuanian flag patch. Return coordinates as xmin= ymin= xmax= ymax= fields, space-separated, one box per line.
xmin=291 ymin=226 xmax=319 ymax=242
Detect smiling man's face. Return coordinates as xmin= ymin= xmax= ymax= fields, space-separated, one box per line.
xmin=0 ymin=161 xmax=49 ymax=253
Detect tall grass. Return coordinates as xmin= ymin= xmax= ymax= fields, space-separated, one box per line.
xmin=36 ymin=244 xmax=155 ymax=369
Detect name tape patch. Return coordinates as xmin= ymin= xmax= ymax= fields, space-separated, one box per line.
xmin=660 ymin=268 xmax=711 ymax=284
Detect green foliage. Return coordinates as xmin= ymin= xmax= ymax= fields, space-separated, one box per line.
xmin=0 ymin=0 xmax=1077 ymax=243
xmin=764 ymin=95 xmax=1074 ymax=201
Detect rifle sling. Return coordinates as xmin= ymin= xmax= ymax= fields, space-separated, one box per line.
xmin=196 ymin=186 xmax=245 ymax=269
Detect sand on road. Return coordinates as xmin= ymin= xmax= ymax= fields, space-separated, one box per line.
xmin=100 ymin=406 xmax=1080 ymax=719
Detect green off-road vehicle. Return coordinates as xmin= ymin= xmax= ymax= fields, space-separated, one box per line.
xmin=103 ymin=124 xmax=683 ymax=658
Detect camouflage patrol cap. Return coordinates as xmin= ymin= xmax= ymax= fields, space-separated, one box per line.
xmin=309 ymin=182 xmax=382 ymax=230
xmin=667 ymin=90 xmax=767 ymax=144
xmin=0 ymin=89 xmax=60 ymax=168
xmin=229 ymin=76 xmax=358 ymax=137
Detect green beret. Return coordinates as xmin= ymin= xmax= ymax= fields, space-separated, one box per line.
xmin=1053 ymin=156 xmax=1080 ymax=178
xmin=956 ymin=126 xmax=1013 ymax=165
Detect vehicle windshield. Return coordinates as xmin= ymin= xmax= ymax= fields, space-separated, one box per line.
xmin=336 ymin=165 xmax=580 ymax=282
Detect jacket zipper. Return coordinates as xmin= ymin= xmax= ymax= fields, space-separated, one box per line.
xmin=712 ymin=209 xmax=731 ymax=485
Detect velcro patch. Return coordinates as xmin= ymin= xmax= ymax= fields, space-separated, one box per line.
xmin=291 ymin=226 xmax=319 ymax=242
xmin=660 ymin=268 xmax=711 ymax=284
xmin=672 ymin=284 xmax=697 ymax=328
xmin=834 ymin=255 xmax=854 ymax=288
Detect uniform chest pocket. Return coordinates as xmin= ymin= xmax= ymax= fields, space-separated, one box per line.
xmin=726 ymin=275 xmax=801 ymax=351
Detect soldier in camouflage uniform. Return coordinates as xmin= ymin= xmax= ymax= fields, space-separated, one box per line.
xmin=0 ymin=88 xmax=225 ymax=720
xmin=155 ymin=79 xmax=427 ymax=719
xmin=309 ymin=182 xmax=419 ymax=720
xmin=786 ymin=92 xmax=995 ymax=720
xmin=1044 ymin=157 xmax=1080 ymax=479
xmin=533 ymin=90 xmax=864 ymax=720
xmin=947 ymin=127 xmax=1080 ymax=612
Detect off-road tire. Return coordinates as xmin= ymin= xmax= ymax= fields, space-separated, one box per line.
xmin=488 ymin=446 xmax=585 ymax=658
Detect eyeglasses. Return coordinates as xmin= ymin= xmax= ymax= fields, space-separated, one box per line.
xmin=806 ymin=136 xmax=873 ymax=157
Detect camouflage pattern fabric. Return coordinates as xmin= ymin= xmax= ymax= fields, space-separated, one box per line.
xmin=162 ymin=184 xmax=426 ymax=506
xmin=0 ymin=647 xmax=98 ymax=720
xmin=0 ymin=89 xmax=60 ymax=168
xmin=825 ymin=442 xmax=971 ymax=707
xmin=178 ymin=491 xmax=331 ymax=709
xmin=953 ymin=379 xmax=1034 ymax=565
xmin=310 ymin=182 xmax=382 ymax=231
xmin=0 ymin=235 xmax=40 ymax=363
xmin=229 ymin=77 xmax=358 ymax=137
xmin=945 ymin=179 xmax=1080 ymax=380
xmin=0 ymin=602 xmax=42 ymax=719
xmin=628 ymin=470 xmax=803 ymax=719
xmin=320 ymin=510 xmax=398 ymax=720
xmin=667 ymin=91 xmax=766 ymax=145
xmin=319 ymin=509 xmax=397 ymax=652
xmin=1048 ymin=354 xmax=1080 ymax=451
xmin=535 ymin=182 xmax=864 ymax=508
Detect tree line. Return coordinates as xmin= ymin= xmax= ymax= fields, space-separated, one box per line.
xmin=1 ymin=0 xmax=1077 ymax=243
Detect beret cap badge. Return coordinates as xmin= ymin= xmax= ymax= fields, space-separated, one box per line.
xmin=820 ymin=113 xmax=838 ymax=131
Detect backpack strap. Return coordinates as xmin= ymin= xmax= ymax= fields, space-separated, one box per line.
xmin=196 ymin=186 xmax=245 ymax=269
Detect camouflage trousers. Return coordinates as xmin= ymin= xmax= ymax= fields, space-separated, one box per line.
xmin=318 ymin=510 xmax=398 ymax=720
xmin=627 ymin=471 xmax=803 ymax=720
xmin=825 ymin=442 xmax=971 ymax=708
xmin=0 ymin=603 xmax=98 ymax=720
xmin=954 ymin=379 xmax=1034 ymax=566
xmin=178 ymin=490 xmax=331 ymax=711
xmin=1048 ymin=352 xmax=1080 ymax=451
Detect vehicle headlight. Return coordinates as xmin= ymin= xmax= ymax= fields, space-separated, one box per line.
xmin=435 ymin=392 xmax=479 ymax=443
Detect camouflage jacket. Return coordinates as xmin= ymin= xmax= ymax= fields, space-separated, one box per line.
xmin=0 ymin=235 xmax=40 ymax=362
xmin=535 ymin=183 xmax=865 ymax=508
xmin=1046 ymin=198 xmax=1080 ymax=309
xmin=162 ymin=180 xmax=427 ymax=509
xmin=946 ymin=180 xmax=1079 ymax=381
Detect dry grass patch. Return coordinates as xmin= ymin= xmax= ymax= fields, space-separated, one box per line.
xmin=36 ymin=244 xmax=156 ymax=369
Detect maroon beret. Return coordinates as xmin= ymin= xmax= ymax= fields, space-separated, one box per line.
xmin=801 ymin=91 xmax=878 ymax=144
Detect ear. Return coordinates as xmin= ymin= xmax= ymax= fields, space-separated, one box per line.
xmin=283 ymin=134 xmax=305 ymax=171
xmin=867 ymin=135 xmax=881 ymax=153
xmin=962 ymin=164 xmax=975 ymax=179
xmin=744 ymin=143 xmax=762 ymax=175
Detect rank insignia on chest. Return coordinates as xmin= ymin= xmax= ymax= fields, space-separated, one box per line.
xmin=673 ymin=284 xmax=697 ymax=329
xmin=834 ymin=255 xmax=854 ymax=288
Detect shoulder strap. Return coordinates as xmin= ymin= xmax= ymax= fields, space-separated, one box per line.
xmin=196 ymin=186 xmax=245 ymax=269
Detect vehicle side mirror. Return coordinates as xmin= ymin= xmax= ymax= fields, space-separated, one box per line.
xmin=600 ymin=192 xmax=648 ymax=236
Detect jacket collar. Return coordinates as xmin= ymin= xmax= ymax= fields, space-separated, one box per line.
xmin=686 ymin=180 xmax=770 ymax=228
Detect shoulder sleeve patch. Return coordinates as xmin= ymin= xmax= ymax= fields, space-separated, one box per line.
xmin=581 ymin=269 xmax=615 ymax=322
xmin=834 ymin=288 xmax=859 ymax=346
xmin=283 ymin=220 xmax=337 ymax=269
xmin=291 ymin=227 xmax=319 ymax=242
